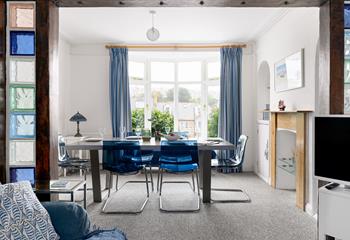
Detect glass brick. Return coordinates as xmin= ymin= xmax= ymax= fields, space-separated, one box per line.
xmin=9 ymin=140 xmax=35 ymax=165
xmin=10 ymin=31 xmax=35 ymax=56
xmin=10 ymin=113 xmax=35 ymax=139
xmin=10 ymin=59 xmax=35 ymax=83
xmin=9 ymin=3 xmax=35 ymax=29
xmin=10 ymin=86 xmax=35 ymax=111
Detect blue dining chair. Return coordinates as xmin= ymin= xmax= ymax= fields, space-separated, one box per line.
xmin=127 ymin=131 xmax=154 ymax=191
xmin=102 ymin=140 xmax=150 ymax=214
xmin=158 ymin=140 xmax=200 ymax=212
xmin=211 ymin=135 xmax=251 ymax=203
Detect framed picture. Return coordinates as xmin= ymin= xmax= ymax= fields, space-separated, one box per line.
xmin=274 ymin=49 xmax=304 ymax=92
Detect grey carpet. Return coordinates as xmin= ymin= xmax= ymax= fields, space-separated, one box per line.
xmin=61 ymin=171 xmax=316 ymax=240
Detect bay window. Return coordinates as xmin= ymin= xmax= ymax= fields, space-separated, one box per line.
xmin=129 ymin=55 xmax=220 ymax=138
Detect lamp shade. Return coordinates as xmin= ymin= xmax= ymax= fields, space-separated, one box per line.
xmin=69 ymin=112 xmax=87 ymax=122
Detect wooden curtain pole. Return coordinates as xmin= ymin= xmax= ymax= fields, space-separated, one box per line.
xmin=105 ymin=44 xmax=247 ymax=49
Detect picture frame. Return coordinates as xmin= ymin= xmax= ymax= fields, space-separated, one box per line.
xmin=274 ymin=49 xmax=304 ymax=92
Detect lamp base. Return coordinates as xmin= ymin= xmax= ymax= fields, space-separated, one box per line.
xmin=74 ymin=132 xmax=82 ymax=137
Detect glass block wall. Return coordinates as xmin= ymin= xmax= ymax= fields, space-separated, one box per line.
xmin=6 ymin=2 xmax=36 ymax=181
xmin=345 ymin=4 xmax=350 ymax=113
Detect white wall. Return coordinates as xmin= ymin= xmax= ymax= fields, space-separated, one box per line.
xmin=256 ymin=8 xmax=319 ymax=215
xmin=58 ymin=36 xmax=72 ymax=135
xmin=58 ymin=42 xmax=257 ymax=171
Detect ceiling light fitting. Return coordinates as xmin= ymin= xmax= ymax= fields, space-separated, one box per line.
xmin=146 ymin=10 xmax=160 ymax=42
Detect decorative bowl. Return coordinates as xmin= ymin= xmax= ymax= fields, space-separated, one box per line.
xmin=163 ymin=134 xmax=181 ymax=141
xmin=142 ymin=136 xmax=151 ymax=142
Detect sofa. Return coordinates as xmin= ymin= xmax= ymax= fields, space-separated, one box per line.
xmin=0 ymin=181 xmax=127 ymax=240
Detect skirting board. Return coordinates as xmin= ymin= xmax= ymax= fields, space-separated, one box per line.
xmin=255 ymin=172 xmax=270 ymax=184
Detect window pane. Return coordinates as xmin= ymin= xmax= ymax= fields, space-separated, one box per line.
xmin=129 ymin=62 xmax=144 ymax=81
xmin=151 ymin=84 xmax=174 ymax=113
xmin=208 ymin=62 xmax=220 ymax=80
xmin=10 ymin=113 xmax=35 ymax=139
xmin=208 ymin=86 xmax=220 ymax=137
xmin=10 ymin=167 xmax=35 ymax=186
xmin=9 ymin=140 xmax=35 ymax=165
xmin=9 ymin=3 xmax=35 ymax=29
xmin=178 ymin=84 xmax=201 ymax=138
xmin=10 ymin=86 xmax=35 ymax=111
xmin=10 ymin=59 xmax=35 ymax=83
xmin=130 ymin=85 xmax=145 ymax=129
xmin=10 ymin=31 xmax=35 ymax=56
xmin=178 ymin=62 xmax=201 ymax=82
xmin=151 ymin=62 xmax=175 ymax=82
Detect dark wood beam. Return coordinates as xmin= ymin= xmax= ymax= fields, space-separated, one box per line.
xmin=319 ymin=0 xmax=344 ymax=114
xmin=53 ymin=0 xmax=327 ymax=8
xmin=36 ymin=0 xmax=59 ymax=184
xmin=0 ymin=1 xmax=6 ymax=183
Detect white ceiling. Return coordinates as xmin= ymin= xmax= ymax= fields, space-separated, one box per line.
xmin=59 ymin=7 xmax=290 ymax=44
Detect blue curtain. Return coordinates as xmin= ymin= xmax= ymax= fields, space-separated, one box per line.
xmin=219 ymin=47 xmax=242 ymax=159
xmin=109 ymin=48 xmax=132 ymax=137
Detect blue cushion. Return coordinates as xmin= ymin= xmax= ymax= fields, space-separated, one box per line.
xmin=42 ymin=202 xmax=90 ymax=240
xmin=160 ymin=163 xmax=198 ymax=172
xmin=85 ymin=229 xmax=127 ymax=240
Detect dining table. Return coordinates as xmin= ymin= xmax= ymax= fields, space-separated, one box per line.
xmin=65 ymin=137 xmax=235 ymax=204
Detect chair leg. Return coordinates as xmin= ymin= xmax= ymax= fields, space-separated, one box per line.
xmin=115 ymin=173 xmax=119 ymax=191
xmin=196 ymin=169 xmax=200 ymax=197
xmin=157 ymin=167 xmax=160 ymax=192
xmin=107 ymin=172 xmax=112 ymax=198
xmin=159 ymin=168 xmax=164 ymax=196
xmin=210 ymin=188 xmax=251 ymax=203
xmin=191 ymin=171 xmax=195 ymax=192
xmin=149 ymin=166 xmax=154 ymax=192
xmin=145 ymin=167 xmax=150 ymax=198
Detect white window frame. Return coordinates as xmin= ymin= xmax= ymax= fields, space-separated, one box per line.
xmin=129 ymin=55 xmax=220 ymax=139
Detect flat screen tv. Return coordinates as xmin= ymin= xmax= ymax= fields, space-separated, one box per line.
xmin=315 ymin=116 xmax=350 ymax=185
xmin=10 ymin=167 xmax=35 ymax=187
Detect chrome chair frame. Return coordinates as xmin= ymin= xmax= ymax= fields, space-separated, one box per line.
xmin=101 ymin=140 xmax=150 ymax=214
xmin=211 ymin=135 xmax=251 ymax=203
xmin=102 ymin=168 xmax=150 ymax=214
xmin=158 ymin=168 xmax=201 ymax=212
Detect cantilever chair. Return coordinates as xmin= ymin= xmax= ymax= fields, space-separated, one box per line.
xmin=211 ymin=135 xmax=251 ymax=203
xmin=58 ymin=135 xmax=90 ymax=181
xmin=102 ymin=140 xmax=150 ymax=214
xmin=127 ymin=131 xmax=154 ymax=191
xmin=158 ymin=140 xmax=201 ymax=212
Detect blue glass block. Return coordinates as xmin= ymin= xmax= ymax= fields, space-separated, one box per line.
xmin=10 ymin=167 xmax=35 ymax=187
xmin=10 ymin=113 xmax=35 ymax=139
xmin=345 ymin=5 xmax=350 ymax=29
xmin=10 ymin=31 xmax=35 ymax=56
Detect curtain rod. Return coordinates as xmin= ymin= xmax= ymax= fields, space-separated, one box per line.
xmin=105 ymin=44 xmax=247 ymax=49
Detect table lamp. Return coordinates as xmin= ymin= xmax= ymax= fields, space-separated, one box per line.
xmin=69 ymin=111 xmax=87 ymax=137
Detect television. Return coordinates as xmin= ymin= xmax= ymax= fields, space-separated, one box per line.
xmin=10 ymin=167 xmax=35 ymax=187
xmin=315 ymin=116 xmax=350 ymax=185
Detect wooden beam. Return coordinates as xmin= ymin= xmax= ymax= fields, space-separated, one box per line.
xmin=36 ymin=1 xmax=59 ymax=184
xmin=0 ymin=1 xmax=5 ymax=183
xmin=319 ymin=0 xmax=344 ymax=114
xmin=53 ymin=0 xmax=326 ymax=8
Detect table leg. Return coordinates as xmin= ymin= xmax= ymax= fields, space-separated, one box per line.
xmin=90 ymin=149 xmax=102 ymax=202
xmin=199 ymin=150 xmax=212 ymax=203
xmin=71 ymin=192 xmax=74 ymax=202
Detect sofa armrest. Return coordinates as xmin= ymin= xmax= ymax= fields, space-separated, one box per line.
xmin=42 ymin=202 xmax=91 ymax=240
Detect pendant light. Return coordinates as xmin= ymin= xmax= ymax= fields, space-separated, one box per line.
xmin=146 ymin=10 xmax=160 ymax=41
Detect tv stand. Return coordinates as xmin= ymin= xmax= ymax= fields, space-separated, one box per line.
xmin=319 ymin=184 xmax=350 ymax=240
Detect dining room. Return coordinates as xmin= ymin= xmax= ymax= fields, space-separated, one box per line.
xmin=2 ymin=0 xmax=335 ymax=239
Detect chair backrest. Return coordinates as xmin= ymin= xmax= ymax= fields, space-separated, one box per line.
xmin=102 ymin=140 xmax=141 ymax=173
xmin=234 ymin=135 xmax=248 ymax=166
xmin=57 ymin=135 xmax=68 ymax=162
xmin=160 ymin=140 xmax=198 ymax=164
